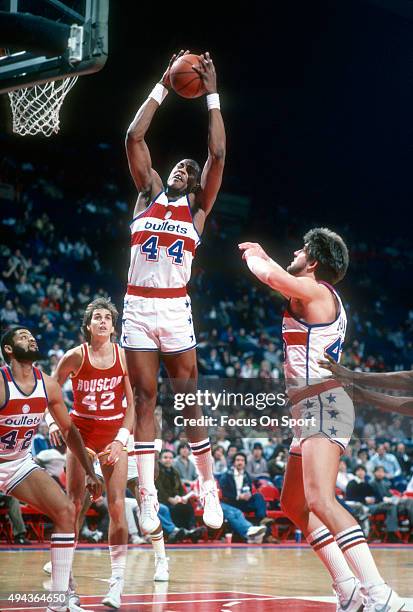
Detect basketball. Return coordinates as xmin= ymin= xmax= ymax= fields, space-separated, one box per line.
xmin=170 ymin=53 xmax=206 ymax=99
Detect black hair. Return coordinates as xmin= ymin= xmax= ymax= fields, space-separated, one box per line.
xmin=81 ymin=298 xmax=118 ymax=343
xmin=234 ymin=452 xmax=247 ymax=463
xmin=160 ymin=448 xmax=175 ymax=458
xmin=303 ymin=227 xmax=349 ymax=284
xmin=1 ymin=326 xmax=28 ymax=364
xmin=177 ymin=442 xmax=190 ymax=453
xmin=373 ymin=464 xmax=385 ymax=473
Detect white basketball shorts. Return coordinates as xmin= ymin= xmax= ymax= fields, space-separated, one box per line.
xmin=0 ymin=454 xmax=42 ymax=495
xmin=121 ymin=294 xmax=197 ymax=354
xmin=288 ymin=385 xmax=355 ymax=456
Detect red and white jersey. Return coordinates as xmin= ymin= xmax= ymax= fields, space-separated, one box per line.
xmin=282 ymin=282 xmax=347 ymax=396
xmin=0 ymin=366 xmax=47 ymax=460
xmin=128 ymin=191 xmax=200 ymax=289
xmin=71 ymin=343 xmax=126 ymax=421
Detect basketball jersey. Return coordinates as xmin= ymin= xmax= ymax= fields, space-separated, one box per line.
xmin=282 ymin=282 xmax=347 ymax=394
xmin=0 ymin=366 xmax=47 ymax=460
xmin=71 ymin=343 xmax=126 ymax=421
xmin=128 ymin=191 xmax=200 ymax=289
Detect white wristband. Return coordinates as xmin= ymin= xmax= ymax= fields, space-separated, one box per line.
xmin=114 ymin=427 xmax=130 ymax=447
xmin=44 ymin=411 xmax=55 ymax=428
xmin=149 ymin=83 xmax=168 ymax=106
xmin=206 ymin=93 xmax=220 ymax=111
xmin=154 ymin=438 xmax=162 ymax=453
xmin=246 ymin=255 xmax=270 ymax=278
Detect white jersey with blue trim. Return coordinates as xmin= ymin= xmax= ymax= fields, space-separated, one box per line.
xmin=282 ymin=281 xmax=347 ymax=395
xmin=128 ymin=191 xmax=200 ymax=289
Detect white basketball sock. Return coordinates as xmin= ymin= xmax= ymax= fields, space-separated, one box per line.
xmin=51 ymin=533 xmax=75 ymax=592
xmin=308 ymin=526 xmax=354 ymax=583
xmin=109 ymin=544 xmax=128 ymax=580
xmin=151 ymin=530 xmax=166 ymax=558
xmin=335 ymin=525 xmax=383 ymax=586
xmin=134 ymin=441 xmax=156 ymax=494
xmin=189 ymin=439 xmax=213 ymax=485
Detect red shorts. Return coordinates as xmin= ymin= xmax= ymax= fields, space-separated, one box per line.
xmin=70 ymin=413 xmax=122 ymax=455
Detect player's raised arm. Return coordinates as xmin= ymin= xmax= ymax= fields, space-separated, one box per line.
xmin=320 ymin=354 xmax=413 ymax=391
xmin=239 ymin=242 xmax=324 ymax=301
xmin=44 ymin=375 xmax=102 ymax=499
xmin=193 ymin=53 xmax=226 ymax=225
xmin=125 ymin=51 xmax=188 ymax=203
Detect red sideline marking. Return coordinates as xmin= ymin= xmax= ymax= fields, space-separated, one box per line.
xmin=0 ymin=591 xmax=335 ymax=611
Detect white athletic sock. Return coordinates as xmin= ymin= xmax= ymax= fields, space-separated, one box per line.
xmin=189 ymin=439 xmax=213 ymax=485
xmin=51 ymin=533 xmax=75 ymax=592
xmin=109 ymin=544 xmax=128 ymax=580
xmin=335 ymin=525 xmax=383 ymax=586
xmin=134 ymin=441 xmax=156 ymax=494
xmin=307 ymin=526 xmax=354 ymax=583
xmin=151 ymin=530 xmax=166 ymax=558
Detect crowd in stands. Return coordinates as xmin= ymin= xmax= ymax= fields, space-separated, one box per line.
xmin=0 ymin=139 xmax=412 ymax=545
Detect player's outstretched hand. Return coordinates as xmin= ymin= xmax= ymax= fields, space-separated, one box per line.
xmin=192 ymin=52 xmax=217 ymax=94
xmin=160 ymin=49 xmax=189 ymax=89
xmin=49 ymin=422 xmax=64 ymax=447
xmin=86 ymin=473 xmax=103 ymax=501
xmin=238 ymin=242 xmax=271 ymax=262
xmin=318 ymin=353 xmax=353 ymax=382
xmin=104 ymin=440 xmax=124 ymax=466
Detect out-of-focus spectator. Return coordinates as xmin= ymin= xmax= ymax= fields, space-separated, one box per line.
xmin=336 ymin=459 xmax=356 ymax=493
xmin=220 ymin=452 xmax=267 ymax=523
xmin=156 ymin=450 xmax=197 ymax=530
xmin=246 ymin=443 xmax=270 ymax=478
xmin=0 ymin=494 xmax=31 ymax=545
xmin=212 ymin=445 xmax=227 ymax=475
xmin=368 ymin=444 xmax=402 ymax=481
xmin=1 ymin=299 xmax=19 ymax=324
xmin=173 ymin=443 xmax=198 ymax=486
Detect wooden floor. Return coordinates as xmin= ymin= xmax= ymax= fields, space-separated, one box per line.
xmin=0 ymin=544 xmax=412 ymax=610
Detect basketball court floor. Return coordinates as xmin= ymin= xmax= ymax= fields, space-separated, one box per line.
xmin=1 ymin=543 xmax=412 ymax=611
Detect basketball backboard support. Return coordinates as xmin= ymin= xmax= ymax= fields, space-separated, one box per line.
xmin=0 ymin=0 xmax=108 ymax=94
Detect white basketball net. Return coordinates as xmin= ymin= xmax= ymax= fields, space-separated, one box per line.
xmin=8 ymin=76 xmax=78 ymax=137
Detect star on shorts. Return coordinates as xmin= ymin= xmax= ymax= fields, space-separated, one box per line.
xmin=304 ymin=399 xmax=314 ymax=410
xmin=329 ymin=426 xmax=338 ymax=436
xmin=327 ymin=409 xmax=339 ymax=419
xmin=326 ymin=393 xmax=337 ymax=404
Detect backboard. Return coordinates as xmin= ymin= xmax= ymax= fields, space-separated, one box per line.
xmin=0 ymin=0 xmax=109 ymax=94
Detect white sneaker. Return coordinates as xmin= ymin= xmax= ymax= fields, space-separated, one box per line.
xmin=102 ymin=576 xmax=124 ymax=609
xmin=46 ymin=597 xmax=85 ymax=612
xmin=43 ymin=560 xmax=52 ymax=575
xmin=363 ymin=583 xmax=405 ymax=612
xmin=333 ymin=577 xmax=364 ymax=612
xmin=139 ymin=491 xmax=161 ymax=534
xmin=153 ymin=556 xmax=169 ymax=582
xmin=131 ymin=533 xmax=147 ymax=544
xmin=68 ymin=599 xmax=85 ymax=612
xmin=246 ymin=525 xmax=266 ymax=544
xmin=199 ymin=480 xmax=223 ymax=529
xmin=68 ymin=590 xmax=81 ymax=608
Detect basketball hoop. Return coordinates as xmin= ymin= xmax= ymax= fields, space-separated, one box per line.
xmin=8 ymin=76 xmax=78 ymax=137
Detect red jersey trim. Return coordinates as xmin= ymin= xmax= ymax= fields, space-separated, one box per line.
xmin=289 ymin=379 xmax=343 ymax=405
xmin=283 ymin=331 xmax=308 ymax=346
xmin=127 ymin=285 xmax=187 ymax=298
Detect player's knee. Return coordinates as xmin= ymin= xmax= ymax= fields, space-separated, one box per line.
xmin=52 ymin=497 xmax=75 ymax=528
xmin=108 ymin=497 xmax=125 ymax=523
xmin=306 ymin=493 xmax=335 ymax=517
xmin=134 ymin=386 xmax=157 ymax=408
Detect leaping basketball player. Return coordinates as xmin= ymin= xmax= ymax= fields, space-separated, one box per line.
xmin=0 ymin=327 xmax=101 ymax=612
xmin=45 ymin=298 xmax=135 ymax=609
xmin=239 ymin=229 xmax=404 ymax=612
xmin=123 ymin=50 xmax=225 ymax=533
